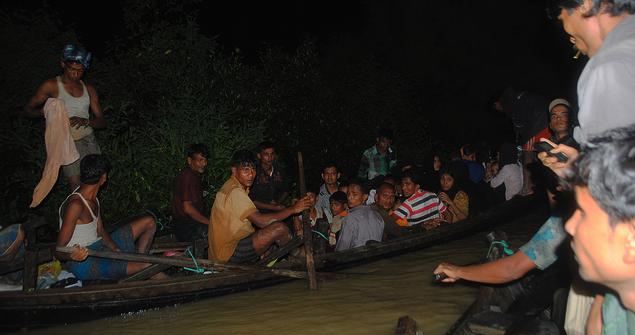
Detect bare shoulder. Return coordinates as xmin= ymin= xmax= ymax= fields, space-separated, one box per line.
xmin=60 ymin=195 xmax=86 ymax=221
xmin=38 ymin=77 xmax=59 ymax=94
xmin=84 ymin=82 xmax=98 ymax=95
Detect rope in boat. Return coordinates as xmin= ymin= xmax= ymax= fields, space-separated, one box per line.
xmin=311 ymin=230 xmax=329 ymax=242
xmin=145 ymin=209 xmax=165 ymax=231
xmin=486 ymin=240 xmax=514 ymax=258
xmin=183 ymin=246 xmax=204 ymax=274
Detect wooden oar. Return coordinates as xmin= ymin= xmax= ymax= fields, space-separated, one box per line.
xmin=56 ymin=246 xmax=351 ymax=280
xmin=297 ymin=151 xmax=318 ymax=290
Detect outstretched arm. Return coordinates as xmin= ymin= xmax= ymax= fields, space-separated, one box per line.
xmin=247 ymin=196 xmax=311 ymax=228
xmin=434 ymin=250 xmax=536 ymax=284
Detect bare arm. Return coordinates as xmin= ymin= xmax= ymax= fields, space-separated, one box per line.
xmin=85 ymin=84 xmax=106 ymax=129
xmin=252 ymin=200 xmax=285 ymax=212
xmin=434 ymin=250 xmax=536 ymax=284
xmin=182 ymin=201 xmax=209 ymax=225
xmin=23 ymin=79 xmax=57 ymax=118
xmin=247 ymin=196 xmax=311 ymax=228
xmin=95 ymin=215 xmax=121 ymax=252
xmin=56 ymin=198 xmax=89 ymax=261
xmin=438 ymin=193 xmax=467 ymax=222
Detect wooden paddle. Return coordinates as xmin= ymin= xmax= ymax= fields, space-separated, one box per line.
xmin=297 ymin=151 xmax=318 ymax=290
xmin=56 ymin=246 xmax=351 ymax=281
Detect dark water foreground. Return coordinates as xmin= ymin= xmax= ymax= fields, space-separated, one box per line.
xmin=13 ymin=207 xmax=549 ymax=335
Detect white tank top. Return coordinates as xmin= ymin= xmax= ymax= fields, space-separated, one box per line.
xmin=56 ymin=76 xmax=93 ymax=139
xmin=59 ymin=190 xmax=101 ymax=247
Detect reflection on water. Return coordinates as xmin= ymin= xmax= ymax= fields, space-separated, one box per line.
xmin=16 ymin=210 xmax=546 ymax=335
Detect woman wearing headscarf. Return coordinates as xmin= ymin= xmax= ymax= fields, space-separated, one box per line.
xmin=438 ymin=163 xmax=470 ymax=222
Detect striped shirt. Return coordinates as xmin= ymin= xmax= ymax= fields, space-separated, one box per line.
xmin=393 ymin=190 xmax=446 ymax=226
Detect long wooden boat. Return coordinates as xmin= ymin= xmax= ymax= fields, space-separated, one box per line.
xmin=0 ymin=194 xmax=544 ymax=331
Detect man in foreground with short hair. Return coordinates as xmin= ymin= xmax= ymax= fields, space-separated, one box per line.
xmin=563 ymin=125 xmax=635 ymax=332
xmin=208 ymin=150 xmax=311 ymax=263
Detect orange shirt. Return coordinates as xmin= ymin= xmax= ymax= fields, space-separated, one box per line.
xmin=208 ymin=175 xmax=259 ymax=261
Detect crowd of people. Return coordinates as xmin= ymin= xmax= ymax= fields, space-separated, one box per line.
xmin=2 ymin=0 xmax=635 ymax=333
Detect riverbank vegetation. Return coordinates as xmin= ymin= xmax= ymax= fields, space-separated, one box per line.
xmin=0 ymin=0 xmax=564 ymax=238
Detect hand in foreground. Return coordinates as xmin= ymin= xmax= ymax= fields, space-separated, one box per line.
xmin=423 ymin=218 xmax=444 ymax=230
xmin=537 ymin=139 xmax=579 ymax=178
xmin=70 ymin=244 xmax=89 ymax=262
xmin=69 ymin=116 xmax=89 ymax=129
xmin=434 ymin=263 xmax=461 ymax=283
xmin=291 ymin=196 xmax=312 ymax=213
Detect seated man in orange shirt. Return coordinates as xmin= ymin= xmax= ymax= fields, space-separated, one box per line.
xmin=208 ymin=150 xmax=311 ymax=263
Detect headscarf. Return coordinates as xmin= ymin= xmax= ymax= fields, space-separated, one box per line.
xmin=440 ymin=161 xmax=470 ymax=200
xmin=60 ymin=44 xmax=91 ymax=68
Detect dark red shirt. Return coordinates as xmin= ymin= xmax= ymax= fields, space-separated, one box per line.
xmin=172 ymin=167 xmax=204 ymax=221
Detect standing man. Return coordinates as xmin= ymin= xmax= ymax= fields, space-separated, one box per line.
xmin=316 ymin=162 xmax=341 ymax=223
xmin=208 ymin=150 xmax=311 ymax=263
xmin=24 ymin=44 xmax=106 ymax=191
xmin=358 ymin=128 xmax=398 ymax=181
xmin=542 ymin=0 xmax=635 ymax=176
xmin=172 ymin=144 xmax=210 ymax=242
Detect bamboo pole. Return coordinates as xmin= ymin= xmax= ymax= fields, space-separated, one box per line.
xmin=56 ymin=246 xmax=350 ymax=280
xmin=297 ymin=152 xmax=318 ymax=290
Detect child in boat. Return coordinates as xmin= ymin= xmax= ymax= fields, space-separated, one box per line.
xmin=328 ymin=191 xmax=348 ymax=247
xmin=438 ymin=165 xmax=469 ymax=222
xmin=334 ymin=178 xmax=384 ymax=251
xmin=391 ymin=168 xmax=451 ymax=230
xmin=293 ymin=184 xmax=324 ymax=235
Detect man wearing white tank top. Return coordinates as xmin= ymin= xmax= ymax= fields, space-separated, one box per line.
xmin=23 ymin=44 xmax=106 ymax=191
xmin=55 ymin=154 xmax=166 ymax=280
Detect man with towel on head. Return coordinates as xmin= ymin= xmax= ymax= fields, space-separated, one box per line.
xmin=24 ymin=44 xmax=106 ymax=204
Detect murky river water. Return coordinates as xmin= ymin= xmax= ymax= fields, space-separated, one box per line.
xmin=13 ymin=208 xmax=548 ymax=335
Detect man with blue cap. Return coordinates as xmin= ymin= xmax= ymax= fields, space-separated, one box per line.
xmin=24 ymin=44 xmax=106 ymax=193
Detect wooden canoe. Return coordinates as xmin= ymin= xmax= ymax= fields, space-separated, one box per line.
xmin=0 ymin=194 xmax=543 ymax=331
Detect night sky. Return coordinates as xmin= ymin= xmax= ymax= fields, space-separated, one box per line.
xmin=4 ymin=0 xmax=589 ymax=142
